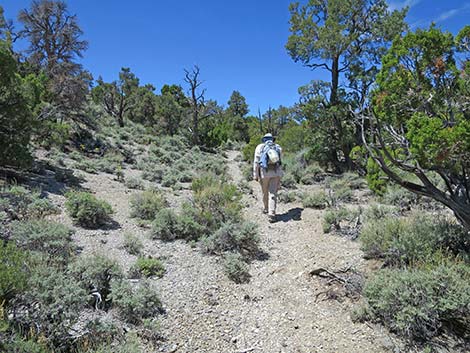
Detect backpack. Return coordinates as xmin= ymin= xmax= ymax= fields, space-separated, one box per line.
xmin=259 ymin=141 xmax=281 ymax=169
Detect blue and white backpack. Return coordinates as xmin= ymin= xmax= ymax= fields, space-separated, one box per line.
xmin=259 ymin=141 xmax=281 ymax=169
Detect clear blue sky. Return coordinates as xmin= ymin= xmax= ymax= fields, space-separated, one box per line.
xmin=2 ymin=0 xmax=469 ymax=114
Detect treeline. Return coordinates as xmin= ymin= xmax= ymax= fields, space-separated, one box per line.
xmin=1 ymin=0 xmax=470 ymax=228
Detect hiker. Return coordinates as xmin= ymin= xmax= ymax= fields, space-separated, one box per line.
xmin=253 ymin=133 xmax=283 ymax=222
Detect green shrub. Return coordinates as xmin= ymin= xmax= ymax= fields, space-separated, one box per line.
xmin=161 ymin=172 xmax=179 ymax=187
xmin=281 ymin=173 xmax=297 ymax=189
xmin=129 ymin=189 xmax=167 ymax=221
xmin=15 ymin=263 xmax=87 ymax=346
xmin=110 ymin=279 xmax=163 ymax=324
xmin=74 ymin=159 xmax=98 ymax=174
xmin=299 ymin=164 xmax=324 ymax=185
xmin=0 ymin=336 xmax=51 ymax=353
xmin=129 ymin=257 xmax=165 ymax=278
xmin=0 ymin=186 xmax=57 ymax=221
xmin=223 ymin=252 xmax=251 ymax=283
xmin=192 ymin=177 xmax=242 ymax=231
xmin=363 ymin=203 xmax=399 ymax=222
xmin=322 ymin=207 xmax=358 ymax=234
xmin=69 ymin=254 xmax=124 ymax=306
xmin=141 ymin=166 xmax=164 ymax=182
xmin=360 ymin=214 xmax=469 ymax=265
xmin=380 ymin=184 xmax=419 ymax=208
xmin=242 ymin=134 xmax=263 ymax=162
xmin=200 ymin=221 xmax=259 ymax=258
xmin=10 ymin=220 xmax=75 ymax=263
xmin=363 ymin=262 xmax=470 ymax=341
xmin=150 ymin=208 xmax=179 ymax=241
xmin=124 ymin=177 xmax=144 ymax=190
xmin=122 ymin=233 xmax=143 ymax=255
xmin=65 ymin=191 xmax=113 ymax=228
xmin=278 ymin=191 xmax=298 ymax=203
xmin=302 ymin=191 xmax=327 ymax=209
xmin=0 ymin=242 xmax=28 ymax=302
xmin=175 ymin=205 xmax=207 ymax=241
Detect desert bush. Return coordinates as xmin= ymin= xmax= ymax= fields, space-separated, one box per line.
xmin=109 ymin=279 xmax=163 ymax=324
xmin=363 ymin=203 xmax=400 ymax=222
xmin=299 ymin=164 xmax=324 ymax=185
xmin=74 ymin=159 xmax=98 ymax=174
xmin=241 ymin=163 xmax=253 ymax=182
xmin=10 ymin=220 xmax=75 ymax=263
xmin=237 ymin=180 xmax=252 ymax=194
xmin=0 ymin=242 xmax=28 ymax=302
xmin=124 ymin=176 xmax=144 ymax=190
xmin=12 ymin=263 xmax=87 ymax=347
xmin=192 ymin=176 xmax=242 ymax=231
xmin=0 ymin=335 xmax=51 ymax=353
xmin=149 ymin=208 xmax=179 ymax=241
xmin=175 ymin=205 xmax=207 ymax=241
xmin=223 ymin=252 xmax=250 ymax=283
xmin=200 ymin=221 xmax=259 ymax=258
xmin=69 ymin=254 xmax=124 ymax=306
xmin=141 ymin=166 xmax=164 ymax=183
xmin=380 ymin=184 xmax=419 ymax=209
xmin=65 ymin=191 xmax=113 ymax=228
xmin=278 ymin=191 xmax=298 ymax=203
xmin=129 ymin=257 xmax=165 ymax=278
xmin=122 ymin=233 xmax=143 ymax=255
xmin=281 ymin=173 xmax=297 ymax=189
xmin=302 ymin=191 xmax=327 ymax=209
xmin=0 ymin=186 xmax=57 ymax=221
xmin=360 ymin=214 xmax=469 ymax=265
xmin=129 ymin=189 xmax=167 ymax=221
xmin=363 ymin=262 xmax=470 ymax=341
xmin=161 ymin=172 xmax=179 ymax=187
xmin=322 ymin=207 xmax=359 ymax=234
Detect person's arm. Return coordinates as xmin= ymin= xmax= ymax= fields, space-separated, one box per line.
xmin=253 ymin=145 xmax=261 ymax=181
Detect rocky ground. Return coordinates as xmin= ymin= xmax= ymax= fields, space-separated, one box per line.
xmin=40 ymin=150 xmax=401 ymax=353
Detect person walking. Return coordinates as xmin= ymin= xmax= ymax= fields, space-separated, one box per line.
xmin=253 ymin=133 xmax=283 ymax=222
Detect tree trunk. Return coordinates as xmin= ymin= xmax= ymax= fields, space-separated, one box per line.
xmin=330 ymin=56 xmax=339 ymax=105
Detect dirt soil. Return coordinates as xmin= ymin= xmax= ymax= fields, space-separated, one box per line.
xmin=44 ymin=150 xmax=400 ymax=353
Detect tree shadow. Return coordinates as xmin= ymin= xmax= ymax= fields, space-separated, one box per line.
xmin=276 ymin=207 xmax=304 ymax=222
xmin=0 ymin=161 xmax=87 ymax=196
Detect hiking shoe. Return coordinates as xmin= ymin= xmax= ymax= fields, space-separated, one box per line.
xmin=268 ymin=215 xmax=276 ymax=223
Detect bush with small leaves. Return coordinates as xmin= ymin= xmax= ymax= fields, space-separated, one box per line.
xmin=122 ymin=232 xmax=143 ymax=255
xmin=124 ymin=176 xmax=144 ymax=190
xmin=141 ymin=166 xmax=164 ymax=182
xmin=363 ymin=261 xmax=470 ymax=341
xmin=322 ymin=207 xmax=359 ymax=234
xmin=360 ymin=214 xmax=469 ymax=265
xmin=223 ymin=252 xmax=251 ymax=283
xmin=192 ymin=176 xmax=242 ymax=231
xmin=278 ymin=190 xmax=298 ymax=204
xmin=65 ymin=191 xmax=113 ymax=228
xmin=110 ymin=279 xmax=163 ymax=324
xmin=362 ymin=203 xmax=400 ymax=222
xmin=175 ymin=205 xmax=207 ymax=241
xmin=281 ymin=173 xmax=297 ymax=189
xmin=302 ymin=191 xmax=327 ymax=209
xmin=74 ymin=159 xmax=98 ymax=174
xmin=69 ymin=254 xmax=124 ymax=306
xmin=129 ymin=257 xmax=165 ymax=279
xmin=380 ymin=184 xmax=419 ymax=209
xmin=299 ymin=164 xmax=324 ymax=185
xmin=0 ymin=186 xmax=57 ymax=221
xmin=150 ymin=208 xmax=179 ymax=241
xmin=129 ymin=189 xmax=167 ymax=221
xmin=10 ymin=220 xmax=75 ymax=263
xmin=161 ymin=172 xmax=179 ymax=187
xmin=12 ymin=263 xmax=87 ymax=346
xmin=0 ymin=242 xmax=28 ymax=302
xmin=200 ymin=221 xmax=259 ymax=258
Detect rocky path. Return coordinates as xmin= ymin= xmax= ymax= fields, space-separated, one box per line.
xmin=47 ymin=151 xmax=396 ymax=352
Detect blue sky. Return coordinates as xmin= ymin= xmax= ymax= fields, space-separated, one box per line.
xmin=2 ymin=0 xmax=469 ymax=114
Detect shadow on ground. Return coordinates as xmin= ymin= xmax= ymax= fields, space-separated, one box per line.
xmin=277 ymin=207 xmax=303 ymax=222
